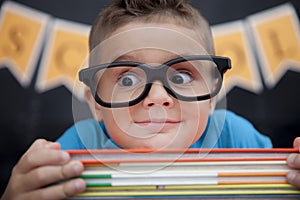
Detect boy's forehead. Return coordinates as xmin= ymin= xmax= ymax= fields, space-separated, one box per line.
xmin=90 ymin=23 xmax=209 ymax=65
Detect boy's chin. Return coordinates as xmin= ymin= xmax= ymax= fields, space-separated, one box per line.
xmin=121 ymin=138 xmax=192 ymax=150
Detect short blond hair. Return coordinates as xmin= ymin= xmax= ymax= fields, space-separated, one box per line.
xmin=89 ymin=0 xmax=214 ymax=55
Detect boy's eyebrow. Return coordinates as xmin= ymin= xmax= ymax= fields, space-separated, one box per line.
xmin=113 ymin=55 xmax=136 ymax=62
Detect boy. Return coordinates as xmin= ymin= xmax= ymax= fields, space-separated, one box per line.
xmin=2 ymin=0 xmax=300 ymax=199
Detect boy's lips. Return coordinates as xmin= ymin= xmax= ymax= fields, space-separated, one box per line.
xmin=134 ymin=119 xmax=181 ymax=131
xmin=135 ymin=118 xmax=181 ymax=123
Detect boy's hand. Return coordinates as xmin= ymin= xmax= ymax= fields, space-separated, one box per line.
xmin=287 ymin=137 xmax=300 ymax=188
xmin=1 ymin=139 xmax=86 ymax=200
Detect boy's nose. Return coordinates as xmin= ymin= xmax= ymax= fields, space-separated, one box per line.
xmin=143 ymin=81 xmax=174 ymax=108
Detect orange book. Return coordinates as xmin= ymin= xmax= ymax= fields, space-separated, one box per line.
xmin=67 ymin=148 xmax=298 ymax=164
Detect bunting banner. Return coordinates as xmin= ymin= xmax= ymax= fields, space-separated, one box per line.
xmin=212 ymin=20 xmax=262 ymax=96
xmin=35 ymin=18 xmax=90 ymax=98
xmin=247 ymin=3 xmax=300 ymax=88
xmin=0 ymin=1 xmax=49 ymax=86
xmin=0 ymin=1 xmax=300 ymax=99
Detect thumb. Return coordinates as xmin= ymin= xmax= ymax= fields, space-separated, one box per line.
xmin=293 ymin=137 xmax=300 ymax=150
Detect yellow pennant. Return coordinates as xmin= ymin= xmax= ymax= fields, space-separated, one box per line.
xmin=0 ymin=1 xmax=49 ymax=86
xmin=248 ymin=3 xmax=300 ymax=88
xmin=36 ymin=19 xmax=90 ymax=98
xmin=212 ymin=21 xmax=262 ymax=97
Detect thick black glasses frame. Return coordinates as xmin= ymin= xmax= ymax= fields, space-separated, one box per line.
xmin=79 ymin=55 xmax=231 ymax=108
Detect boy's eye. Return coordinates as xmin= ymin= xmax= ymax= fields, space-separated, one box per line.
xmin=170 ymin=71 xmax=193 ymax=85
xmin=118 ymin=73 xmax=140 ymax=87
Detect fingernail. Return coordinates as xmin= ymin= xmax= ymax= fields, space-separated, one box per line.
xmin=61 ymin=151 xmax=70 ymax=162
xmin=287 ymin=153 xmax=297 ymax=165
xmin=287 ymin=171 xmax=296 ymax=182
xmin=74 ymin=179 xmax=86 ymax=191
xmin=72 ymin=161 xmax=84 ymax=173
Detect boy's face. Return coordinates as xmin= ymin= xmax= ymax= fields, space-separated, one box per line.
xmin=90 ymin=22 xmax=214 ymax=149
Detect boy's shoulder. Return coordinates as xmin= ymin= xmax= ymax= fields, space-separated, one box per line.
xmin=208 ymin=109 xmax=272 ymax=148
xmin=57 ymin=119 xmax=119 ymax=150
xmin=211 ymin=109 xmax=255 ymax=127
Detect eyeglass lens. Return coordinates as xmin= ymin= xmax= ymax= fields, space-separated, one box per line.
xmin=94 ymin=59 xmax=220 ymax=104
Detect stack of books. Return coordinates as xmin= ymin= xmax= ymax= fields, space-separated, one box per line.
xmin=67 ymin=148 xmax=300 ymax=199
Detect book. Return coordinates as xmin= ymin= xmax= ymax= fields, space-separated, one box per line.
xmin=68 ymin=148 xmax=298 ymax=164
xmin=66 ymin=148 xmax=300 ymax=199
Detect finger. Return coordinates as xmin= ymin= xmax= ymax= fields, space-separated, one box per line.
xmin=287 ymin=171 xmax=300 ymax=189
xmin=45 ymin=141 xmax=61 ymax=150
xmin=27 ymin=139 xmax=49 ymax=152
xmin=293 ymin=137 xmax=300 ymax=149
xmin=24 ymin=178 xmax=86 ymax=200
xmin=16 ymin=149 xmax=70 ymax=173
xmin=287 ymin=153 xmax=300 ymax=169
xmin=26 ymin=139 xmax=61 ymax=154
xmin=21 ymin=161 xmax=84 ymax=190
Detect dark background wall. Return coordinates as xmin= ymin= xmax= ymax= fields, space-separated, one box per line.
xmin=0 ymin=0 xmax=300 ymax=195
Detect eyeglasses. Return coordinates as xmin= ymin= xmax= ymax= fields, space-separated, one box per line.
xmin=79 ymin=55 xmax=231 ymax=108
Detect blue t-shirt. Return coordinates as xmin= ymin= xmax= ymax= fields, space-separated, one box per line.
xmin=57 ymin=109 xmax=272 ymax=150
